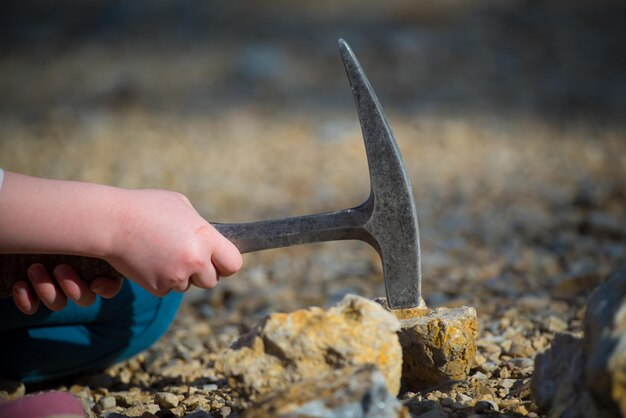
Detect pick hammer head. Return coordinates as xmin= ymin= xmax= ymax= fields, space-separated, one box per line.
xmin=339 ymin=39 xmax=424 ymax=309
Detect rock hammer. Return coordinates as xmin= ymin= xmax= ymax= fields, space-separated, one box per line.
xmin=0 ymin=39 xmax=424 ymax=309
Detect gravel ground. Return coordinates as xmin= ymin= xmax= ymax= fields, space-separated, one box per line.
xmin=1 ymin=2 xmax=625 ymax=417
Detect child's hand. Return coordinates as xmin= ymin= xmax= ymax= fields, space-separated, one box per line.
xmin=0 ymin=172 xmax=243 ymax=314
xmin=12 ymin=267 xmax=124 ymax=315
xmin=104 ymin=189 xmax=242 ymax=297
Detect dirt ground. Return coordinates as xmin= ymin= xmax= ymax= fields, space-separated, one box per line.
xmin=1 ymin=1 xmax=625 ymax=417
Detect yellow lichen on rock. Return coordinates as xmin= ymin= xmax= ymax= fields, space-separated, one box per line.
xmin=384 ymin=303 xmax=478 ymax=391
xmin=222 ymin=294 xmax=403 ymax=400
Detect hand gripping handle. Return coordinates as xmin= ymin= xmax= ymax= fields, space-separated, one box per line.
xmin=0 ymin=254 xmax=123 ymax=298
xmin=0 ymin=204 xmax=372 ymax=299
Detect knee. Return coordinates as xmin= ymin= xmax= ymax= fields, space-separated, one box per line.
xmin=96 ymin=281 xmax=184 ymax=365
xmin=0 ymin=281 xmax=183 ymax=383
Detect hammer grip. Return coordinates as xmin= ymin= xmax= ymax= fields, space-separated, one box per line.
xmin=0 ymin=254 xmax=123 ymax=298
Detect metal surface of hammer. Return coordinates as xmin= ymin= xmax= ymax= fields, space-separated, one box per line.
xmin=0 ymin=39 xmax=424 ymax=309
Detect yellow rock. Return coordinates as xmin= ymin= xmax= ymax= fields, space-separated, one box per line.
xmin=390 ymin=304 xmax=478 ymax=391
xmin=222 ymin=294 xmax=403 ymax=400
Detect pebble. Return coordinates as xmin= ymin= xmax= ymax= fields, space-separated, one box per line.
xmin=154 ymin=392 xmax=180 ymax=409
xmin=474 ymin=399 xmax=499 ymax=412
xmin=99 ymin=396 xmax=117 ymax=410
xmin=217 ymin=406 xmax=232 ymax=417
xmin=507 ymin=357 xmax=534 ymax=369
xmin=124 ymin=404 xmax=160 ymax=416
xmin=0 ymin=378 xmax=25 ymax=401
xmin=509 ymin=403 xmax=529 ymax=415
xmin=540 ymin=315 xmax=569 ymax=333
xmin=456 ymin=392 xmax=473 ymax=404
xmin=499 ymin=379 xmax=516 ymax=389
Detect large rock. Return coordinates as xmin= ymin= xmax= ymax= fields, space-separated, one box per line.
xmin=377 ymin=299 xmax=478 ymax=391
xmin=531 ymin=269 xmax=626 ymax=417
xmin=222 ymin=294 xmax=402 ymax=400
xmin=242 ymin=365 xmax=409 ymax=418
xmin=531 ymin=333 xmax=601 ymax=418
xmin=584 ymin=269 xmax=626 ymax=414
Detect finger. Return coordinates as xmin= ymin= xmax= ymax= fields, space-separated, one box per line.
xmin=28 ymin=263 xmax=67 ymax=311
xmin=211 ymin=236 xmax=243 ymax=277
xmin=11 ymin=281 xmax=40 ymax=315
xmin=189 ymin=261 xmax=219 ymax=290
xmin=90 ymin=277 xmax=125 ymax=299
xmin=54 ymin=264 xmax=96 ymax=307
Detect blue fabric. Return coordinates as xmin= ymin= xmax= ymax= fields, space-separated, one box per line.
xmin=0 ymin=280 xmax=182 ymax=383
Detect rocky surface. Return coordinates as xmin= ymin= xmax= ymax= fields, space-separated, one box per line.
xmin=0 ymin=2 xmax=625 ymax=418
xmin=222 ymin=294 xmax=402 ymax=400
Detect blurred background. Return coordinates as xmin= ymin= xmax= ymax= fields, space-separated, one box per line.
xmin=0 ymin=0 xmax=625 ymax=319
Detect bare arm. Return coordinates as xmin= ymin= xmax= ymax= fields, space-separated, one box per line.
xmin=0 ymin=171 xmax=242 ymax=314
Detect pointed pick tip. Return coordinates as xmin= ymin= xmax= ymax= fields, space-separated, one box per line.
xmin=337 ymin=38 xmax=351 ymax=54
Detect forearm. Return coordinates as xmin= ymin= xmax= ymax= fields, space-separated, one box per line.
xmin=0 ymin=171 xmax=117 ymax=257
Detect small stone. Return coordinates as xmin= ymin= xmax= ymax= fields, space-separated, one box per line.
xmin=474 ymin=399 xmax=499 ymax=412
xmin=455 ymin=392 xmax=472 ymax=404
xmin=0 ymin=378 xmax=25 ymax=400
xmin=478 ymin=361 xmax=498 ymax=374
xmin=154 ymin=392 xmax=179 ymax=409
xmin=508 ymin=357 xmax=534 ymax=369
xmin=99 ymin=395 xmax=117 ymax=410
xmin=540 ymin=315 xmax=568 ymax=333
xmin=115 ymin=392 xmax=141 ymax=408
xmin=241 ymin=365 xmax=408 ymax=418
xmin=473 ymin=352 xmax=486 ymax=367
xmin=506 ymin=337 xmax=534 ymax=358
xmin=210 ymin=399 xmax=225 ymax=409
xmin=499 ymin=379 xmax=516 ymax=389
xmin=218 ymin=406 xmax=232 ymax=417
xmin=471 ymin=371 xmax=488 ymax=380
xmin=223 ymin=294 xmax=402 ymax=400
xmin=125 ymin=404 xmax=160 ymax=416
xmin=509 ymin=404 xmax=529 ymax=415
xmin=392 ymin=305 xmax=478 ymax=391
xmin=171 ymin=406 xmax=187 ymax=417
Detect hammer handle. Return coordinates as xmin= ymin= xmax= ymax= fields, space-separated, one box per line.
xmin=0 ymin=254 xmax=123 ymax=298
xmin=0 ymin=205 xmax=371 ymax=299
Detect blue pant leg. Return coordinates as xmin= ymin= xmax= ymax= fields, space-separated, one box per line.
xmin=0 ymin=280 xmax=182 ymax=383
